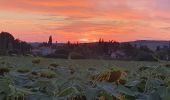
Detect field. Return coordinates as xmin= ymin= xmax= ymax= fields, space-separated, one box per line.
xmin=0 ymin=56 xmax=170 ymax=100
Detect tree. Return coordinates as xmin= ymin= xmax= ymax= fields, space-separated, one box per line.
xmin=156 ymin=46 xmax=160 ymax=51
xmin=0 ymin=31 xmax=32 ymax=55
xmin=48 ymin=35 xmax=52 ymax=46
xmin=0 ymin=31 xmax=15 ymax=50
xmin=139 ymin=45 xmax=152 ymax=53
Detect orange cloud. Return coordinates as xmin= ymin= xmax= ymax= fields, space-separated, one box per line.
xmin=0 ymin=0 xmax=170 ymax=42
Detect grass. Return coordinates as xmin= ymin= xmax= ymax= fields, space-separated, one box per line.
xmin=2 ymin=56 xmax=160 ymax=70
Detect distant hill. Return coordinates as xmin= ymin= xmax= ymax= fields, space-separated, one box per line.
xmin=29 ymin=40 xmax=170 ymax=51
xmin=128 ymin=40 xmax=170 ymax=51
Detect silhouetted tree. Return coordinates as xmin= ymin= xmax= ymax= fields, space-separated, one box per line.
xmin=0 ymin=31 xmax=32 ymax=55
xmin=139 ymin=45 xmax=152 ymax=53
xmin=0 ymin=32 xmax=15 ymax=50
xmin=156 ymin=46 xmax=160 ymax=51
xmin=48 ymin=35 xmax=52 ymax=46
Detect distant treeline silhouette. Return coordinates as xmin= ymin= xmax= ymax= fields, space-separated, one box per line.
xmin=39 ymin=37 xmax=170 ymax=61
xmin=38 ymin=37 xmax=157 ymax=61
xmin=0 ymin=32 xmax=32 ymax=55
xmin=1 ymin=31 xmax=170 ymax=61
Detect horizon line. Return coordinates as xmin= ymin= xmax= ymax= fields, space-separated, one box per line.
xmin=27 ymin=39 xmax=170 ymax=44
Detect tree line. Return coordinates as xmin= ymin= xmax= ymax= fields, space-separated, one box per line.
xmin=44 ymin=37 xmax=158 ymax=61
xmin=1 ymin=32 xmax=170 ymax=61
xmin=0 ymin=32 xmax=32 ymax=55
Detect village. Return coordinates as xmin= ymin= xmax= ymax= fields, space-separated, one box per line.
xmin=30 ymin=35 xmax=170 ymax=61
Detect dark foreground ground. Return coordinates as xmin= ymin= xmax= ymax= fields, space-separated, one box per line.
xmin=0 ymin=56 xmax=169 ymax=100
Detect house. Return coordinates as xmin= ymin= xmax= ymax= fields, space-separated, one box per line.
xmin=32 ymin=46 xmax=56 ymax=56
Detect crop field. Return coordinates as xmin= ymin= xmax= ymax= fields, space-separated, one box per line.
xmin=0 ymin=56 xmax=170 ymax=100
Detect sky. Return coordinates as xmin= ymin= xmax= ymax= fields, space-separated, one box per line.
xmin=0 ymin=0 xmax=170 ymax=43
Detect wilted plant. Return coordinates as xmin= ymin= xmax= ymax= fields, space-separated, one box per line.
xmin=0 ymin=77 xmax=28 ymax=100
xmin=49 ymin=63 xmax=59 ymax=68
xmin=6 ymin=85 xmax=28 ymax=100
xmin=68 ymin=95 xmax=86 ymax=100
xmin=17 ymin=67 xmax=30 ymax=73
xmin=98 ymin=91 xmax=113 ymax=100
xmin=40 ymin=70 xmax=56 ymax=78
xmin=0 ymin=56 xmax=170 ymax=100
xmin=165 ymin=63 xmax=170 ymax=68
xmin=0 ymin=66 xmax=10 ymax=75
xmin=57 ymin=87 xmax=80 ymax=97
xmin=166 ymin=80 xmax=170 ymax=86
xmin=69 ymin=67 xmax=75 ymax=75
xmin=31 ymin=71 xmax=39 ymax=76
xmin=32 ymin=58 xmax=41 ymax=64
xmin=6 ymin=91 xmax=26 ymax=100
xmin=1 ymin=61 xmax=5 ymax=64
xmin=93 ymin=69 xmax=127 ymax=86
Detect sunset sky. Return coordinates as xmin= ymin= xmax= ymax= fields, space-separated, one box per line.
xmin=0 ymin=0 xmax=170 ymax=42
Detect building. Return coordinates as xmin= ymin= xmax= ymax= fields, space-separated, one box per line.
xmin=32 ymin=46 xmax=56 ymax=56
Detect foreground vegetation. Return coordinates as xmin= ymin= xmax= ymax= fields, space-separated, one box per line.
xmin=0 ymin=56 xmax=169 ymax=100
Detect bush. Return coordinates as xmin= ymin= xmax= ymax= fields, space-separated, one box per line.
xmin=135 ymin=52 xmax=156 ymax=61
xmin=55 ymin=49 xmax=69 ymax=55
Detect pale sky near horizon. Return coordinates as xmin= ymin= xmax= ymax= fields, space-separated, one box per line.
xmin=0 ymin=0 xmax=170 ymax=42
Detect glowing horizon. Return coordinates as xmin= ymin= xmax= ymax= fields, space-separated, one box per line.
xmin=0 ymin=0 xmax=170 ymax=43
